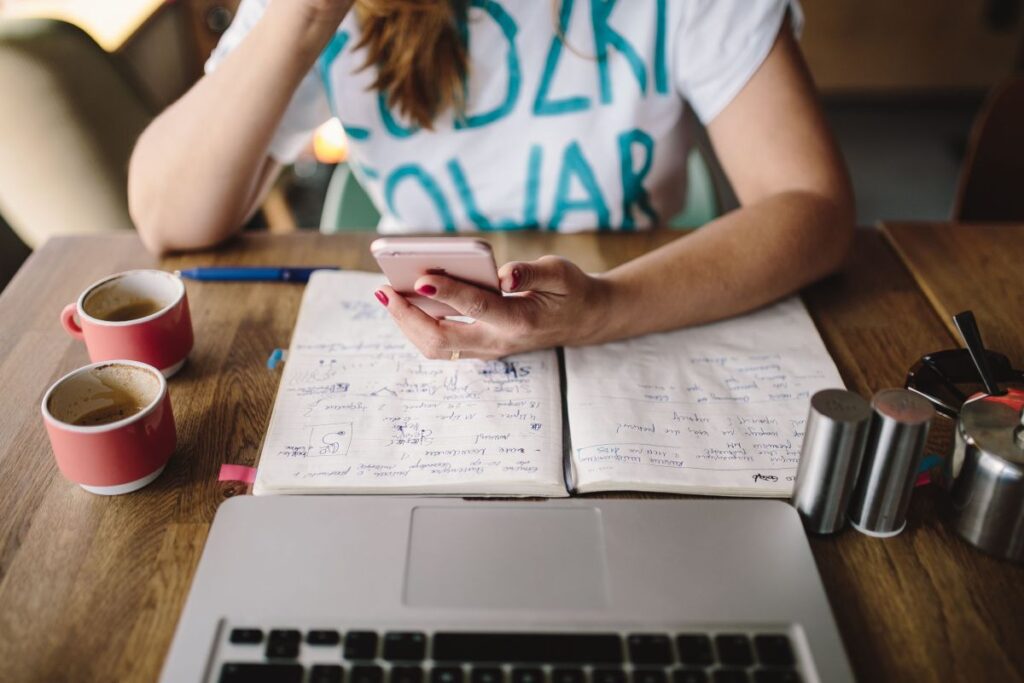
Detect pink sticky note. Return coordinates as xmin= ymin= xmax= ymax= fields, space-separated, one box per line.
xmin=218 ymin=464 xmax=257 ymax=485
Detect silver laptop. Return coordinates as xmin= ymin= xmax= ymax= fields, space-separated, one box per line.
xmin=161 ymin=497 xmax=853 ymax=683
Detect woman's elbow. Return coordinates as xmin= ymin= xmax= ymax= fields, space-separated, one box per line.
xmin=128 ymin=176 xmax=171 ymax=257
xmin=812 ymin=187 xmax=856 ymax=278
xmin=127 ymin=158 xmax=233 ymax=256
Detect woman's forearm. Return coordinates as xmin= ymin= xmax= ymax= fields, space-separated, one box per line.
xmin=128 ymin=3 xmax=343 ymax=254
xmin=590 ymin=190 xmax=855 ymax=344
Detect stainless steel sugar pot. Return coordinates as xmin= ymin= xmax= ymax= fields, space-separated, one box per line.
xmin=950 ymin=397 xmax=1024 ymax=562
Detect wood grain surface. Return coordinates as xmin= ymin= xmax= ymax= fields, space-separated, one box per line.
xmin=0 ymin=230 xmax=1021 ymax=683
xmin=883 ymin=222 xmax=1024 ymax=365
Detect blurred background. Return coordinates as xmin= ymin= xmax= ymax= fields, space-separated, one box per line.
xmin=0 ymin=0 xmax=1022 ymax=290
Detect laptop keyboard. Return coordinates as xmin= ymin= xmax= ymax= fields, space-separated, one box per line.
xmin=215 ymin=629 xmax=803 ymax=683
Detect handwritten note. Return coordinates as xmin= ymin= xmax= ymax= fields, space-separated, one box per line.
xmin=254 ymin=271 xmax=566 ymax=496
xmin=564 ymin=298 xmax=844 ymax=497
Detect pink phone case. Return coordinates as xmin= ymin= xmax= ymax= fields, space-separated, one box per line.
xmin=371 ymin=237 xmax=500 ymax=318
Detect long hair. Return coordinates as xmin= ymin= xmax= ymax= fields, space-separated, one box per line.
xmin=354 ymin=0 xmax=470 ymax=130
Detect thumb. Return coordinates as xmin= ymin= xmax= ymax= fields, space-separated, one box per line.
xmin=499 ymin=255 xmax=576 ymax=294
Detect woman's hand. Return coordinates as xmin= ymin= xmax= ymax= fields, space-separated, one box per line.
xmin=376 ymin=256 xmax=616 ymax=360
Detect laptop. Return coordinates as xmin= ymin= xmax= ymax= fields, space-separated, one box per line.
xmin=160 ymin=497 xmax=853 ymax=683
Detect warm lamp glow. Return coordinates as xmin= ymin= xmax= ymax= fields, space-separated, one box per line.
xmin=314 ymin=118 xmax=349 ymax=164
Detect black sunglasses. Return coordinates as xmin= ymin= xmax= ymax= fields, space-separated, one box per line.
xmin=905 ymin=348 xmax=1024 ymax=418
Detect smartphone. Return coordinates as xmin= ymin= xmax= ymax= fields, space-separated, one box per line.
xmin=371 ymin=237 xmax=500 ymax=318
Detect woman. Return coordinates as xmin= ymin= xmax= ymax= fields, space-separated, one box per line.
xmin=128 ymin=0 xmax=853 ymax=361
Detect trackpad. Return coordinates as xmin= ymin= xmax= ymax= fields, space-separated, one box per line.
xmin=404 ymin=506 xmax=610 ymax=610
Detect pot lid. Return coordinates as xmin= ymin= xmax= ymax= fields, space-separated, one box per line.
xmin=960 ymin=398 xmax=1024 ymax=466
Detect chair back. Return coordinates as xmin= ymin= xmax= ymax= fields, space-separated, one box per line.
xmin=953 ymin=77 xmax=1024 ymax=222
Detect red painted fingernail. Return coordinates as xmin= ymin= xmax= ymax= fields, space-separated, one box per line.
xmin=374 ymin=290 xmax=388 ymax=306
xmin=510 ymin=268 xmax=521 ymax=291
xmin=417 ymin=285 xmax=437 ymax=296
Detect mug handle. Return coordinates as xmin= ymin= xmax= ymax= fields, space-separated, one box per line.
xmin=60 ymin=303 xmax=85 ymax=340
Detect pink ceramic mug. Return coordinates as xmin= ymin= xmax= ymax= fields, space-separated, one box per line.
xmin=61 ymin=270 xmax=194 ymax=377
xmin=41 ymin=361 xmax=176 ymax=495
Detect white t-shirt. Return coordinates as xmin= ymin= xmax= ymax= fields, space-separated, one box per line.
xmin=207 ymin=0 xmax=801 ymax=233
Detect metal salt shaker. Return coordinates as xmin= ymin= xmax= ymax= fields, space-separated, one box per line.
xmin=792 ymin=389 xmax=872 ymax=534
xmin=848 ymin=389 xmax=935 ymax=537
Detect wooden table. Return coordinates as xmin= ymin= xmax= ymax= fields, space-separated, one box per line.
xmin=0 ymin=229 xmax=1021 ymax=682
xmin=883 ymin=222 xmax=1024 ymax=364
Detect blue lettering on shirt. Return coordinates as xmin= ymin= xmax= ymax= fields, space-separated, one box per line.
xmin=318 ymin=32 xmax=373 ymax=141
xmin=591 ymin=0 xmax=647 ymax=103
xmin=550 ymin=141 xmax=610 ymax=230
xmin=378 ymin=92 xmax=420 ymax=138
xmin=457 ymin=0 xmax=522 ymax=129
xmin=653 ymin=0 xmax=669 ymax=94
xmin=533 ymin=0 xmax=591 ymax=116
xmin=617 ymin=128 xmax=659 ymax=230
xmin=447 ymin=158 xmax=493 ymax=229
xmin=498 ymin=144 xmax=543 ymax=230
xmin=385 ymin=164 xmax=455 ymax=231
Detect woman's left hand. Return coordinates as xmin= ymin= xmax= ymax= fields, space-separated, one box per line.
xmin=375 ymin=256 xmax=614 ymax=360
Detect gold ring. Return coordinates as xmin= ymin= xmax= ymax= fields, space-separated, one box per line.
xmin=450 ymin=350 xmax=461 ymax=361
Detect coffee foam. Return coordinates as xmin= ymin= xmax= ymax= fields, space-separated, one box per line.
xmin=47 ymin=363 xmax=161 ymax=426
xmin=82 ymin=271 xmax=179 ymax=321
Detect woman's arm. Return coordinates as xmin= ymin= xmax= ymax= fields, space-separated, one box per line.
xmin=378 ymin=25 xmax=854 ymax=361
xmin=592 ymin=24 xmax=854 ymax=341
xmin=128 ymin=1 xmax=351 ymax=254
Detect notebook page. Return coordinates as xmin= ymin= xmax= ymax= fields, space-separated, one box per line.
xmin=564 ymin=298 xmax=844 ymax=497
xmin=254 ymin=271 xmax=565 ymax=496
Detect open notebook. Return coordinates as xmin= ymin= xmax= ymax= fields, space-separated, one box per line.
xmin=253 ymin=271 xmax=844 ymax=497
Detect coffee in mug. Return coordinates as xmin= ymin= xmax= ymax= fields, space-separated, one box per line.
xmin=61 ymin=270 xmax=194 ymax=377
xmin=42 ymin=361 xmax=176 ymax=495
xmin=96 ymin=298 xmax=165 ymax=323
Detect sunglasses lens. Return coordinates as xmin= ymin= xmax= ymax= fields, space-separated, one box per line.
xmin=906 ymin=361 xmax=965 ymax=415
xmin=922 ymin=349 xmax=1014 ymax=383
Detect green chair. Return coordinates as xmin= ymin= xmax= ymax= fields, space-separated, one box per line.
xmin=320 ymin=146 xmax=722 ymax=233
xmin=319 ymin=162 xmax=381 ymax=232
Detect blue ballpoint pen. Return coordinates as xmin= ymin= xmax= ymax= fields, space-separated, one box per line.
xmin=174 ymin=266 xmax=340 ymax=283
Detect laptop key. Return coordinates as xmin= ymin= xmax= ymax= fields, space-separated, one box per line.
xmin=433 ymin=633 xmax=623 ymax=663
xmin=392 ymin=666 xmax=425 ymax=683
xmin=308 ymin=630 xmax=342 ymax=646
xmin=345 ymin=631 xmax=380 ymax=660
xmin=712 ymin=671 xmax=749 ymax=683
xmin=551 ymin=669 xmax=585 ymax=683
xmin=431 ymin=667 xmax=465 ymax=683
xmin=628 ymin=635 xmax=673 ymax=664
xmin=311 ymin=664 xmax=345 ymax=683
xmin=752 ymin=635 xmax=794 ymax=667
xmin=671 ymin=670 xmax=708 ymax=683
xmin=384 ymin=632 xmax=428 ymax=661
xmin=632 ymin=669 xmax=668 ymax=683
xmin=592 ymin=669 xmax=627 ymax=683
xmin=471 ymin=667 xmax=504 ymax=683
xmin=675 ymin=636 xmax=714 ymax=666
xmin=266 ymin=630 xmax=302 ymax=659
xmin=512 ymin=667 xmax=544 ymax=683
xmin=752 ymin=671 xmax=800 ymax=683
xmin=352 ymin=665 xmax=384 ymax=683
xmin=219 ymin=662 xmax=303 ymax=683
xmin=229 ymin=628 xmax=264 ymax=645
xmin=714 ymin=635 xmax=753 ymax=667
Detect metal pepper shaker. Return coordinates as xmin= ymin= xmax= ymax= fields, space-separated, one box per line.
xmin=848 ymin=389 xmax=935 ymax=537
xmin=792 ymin=389 xmax=872 ymax=534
